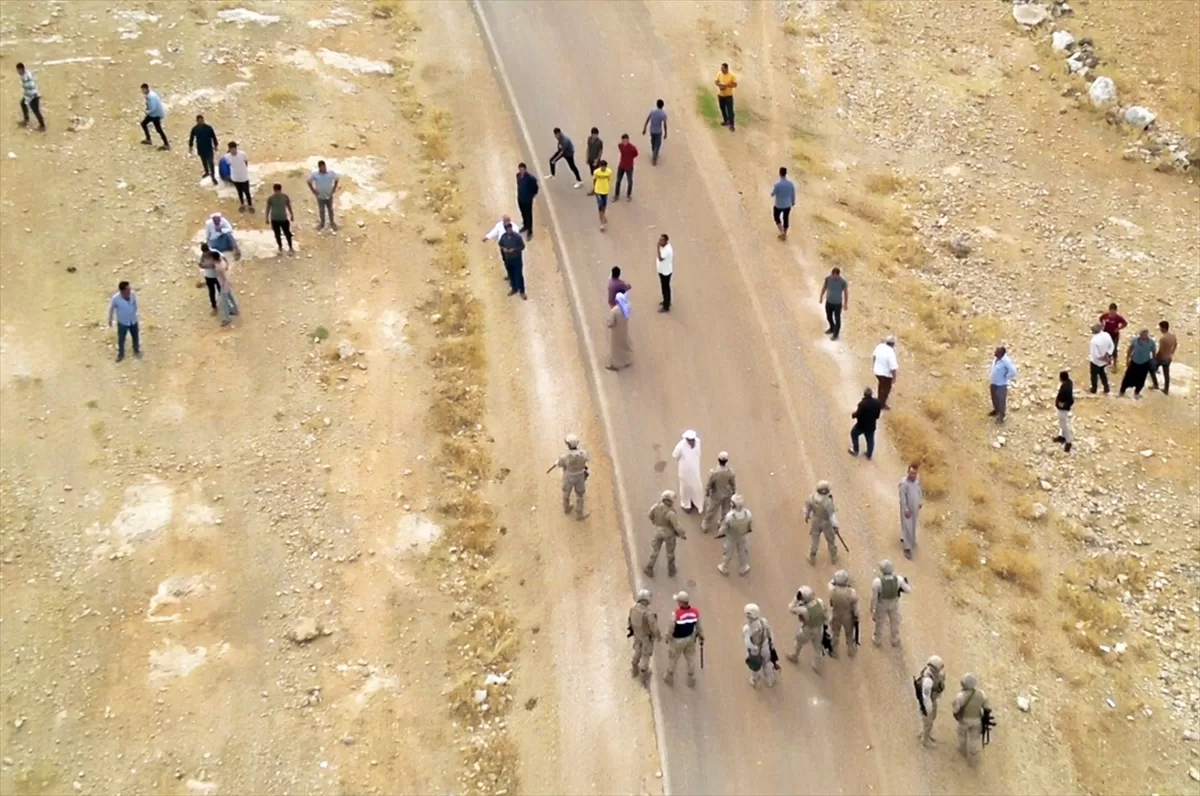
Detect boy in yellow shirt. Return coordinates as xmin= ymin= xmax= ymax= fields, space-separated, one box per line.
xmin=715 ymin=62 xmax=738 ymax=131
xmin=592 ymin=158 xmax=613 ymax=231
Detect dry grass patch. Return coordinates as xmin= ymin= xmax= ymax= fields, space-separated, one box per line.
xmin=1014 ymin=494 xmax=1047 ymax=523
xmin=371 ymin=0 xmax=404 ymax=19
xmin=865 ymin=170 xmax=904 ymax=195
xmin=817 ymin=229 xmax=865 ymax=268
xmin=945 ymin=533 xmax=981 ymax=569
xmin=965 ymin=478 xmax=992 ymax=506
xmin=965 ymin=507 xmax=999 ymax=542
xmin=697 ymin=18 xmax=742 ymax=55
xmin=987 ymin=545 xmax=1042 ymax=593
xmin=792 ymin=135 xmax=830 ymax=176
xmin=263 ymin=87 xmax=299 ymax=107
xmin=885 ymin=408 xmax=948 ymax=498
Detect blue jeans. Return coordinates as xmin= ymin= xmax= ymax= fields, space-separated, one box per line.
xmin=117 ymin=323 xmax=141 ymax=360
xmin=649 ymin=133 xmax=662 ymax=163
xmin=850 ymin=423 xmax=875 ymax=458
xmin=504 ymin=258 xmax=525 ymax=295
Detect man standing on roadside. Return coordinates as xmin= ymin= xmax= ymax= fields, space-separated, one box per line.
xmin=848 ymin=387 xmax=881 ymax=459
xmin=614 ymin=134 xmax=638 ymax=201
xmin=898 ymin=464 xmax=923 ymax=559
xmin=988 ymin=346 xmax=1018 ymax=423
xmin=585 ymin=127 xmax=603 ymax=186
xmin=1088 ymin=322 xmax=1114 ymax=394
xmin=307 ymin=160 xmax=340 ymax=232
xmin=1119 ymin=329 xmax=1155 ymax=399
xmin=546 ymin=127 xmax=583 ymax=187
xmin=16 ymin=63 xmax=45 ymax=131
xmin=1150 ymin=320 xmax=1177 ymax=395
xmin=264 ymin=183 xmax=295 ymax=255
xmin=819 ymin=267 xmax=849 ymax=340
xmin=872 ymin=335 xmax=899 ymax=409
xmin=656 ymin=234 xmax=674 ymax=313
xmin=771 ymin=167 xmax=795 ymax=241
xmin=108 ymin=281 xmax=141 ymax=361
xmin=714 ymin=62 xmax=738 ymax=131
xmin=188 ymin=114 xmax=219 ymax=185
xmin=592 ymin=159 xmax=612 ymax=231
xmin=1053 ymin=369 xmax=1074 ymax=453
xmin=642 ymin=99 xmax=668 ymax=165
xmin=139 ymin=83 xmax=169 ymax=149
xmin=1099 ymin=303 xmax=1127 ymax=372
xmin=224 ymin=141 xmax=253 ymax=212
xmin=498 ymin=220 xmax=527 ymax=300
xmin=515 ymin=162 xmax=539 ymax=239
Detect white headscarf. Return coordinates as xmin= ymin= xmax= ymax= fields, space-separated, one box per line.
xmin=616 ymin=291 xmax=631 ymax=319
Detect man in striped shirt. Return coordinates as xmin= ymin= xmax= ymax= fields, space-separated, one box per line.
xmin=16 ymin=63 xmax=45 ymax=131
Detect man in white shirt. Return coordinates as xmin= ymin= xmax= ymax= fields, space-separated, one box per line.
xmin=1088 ymin=323 xmax=1114 ymax=394
xmin=656 ymin=233 xmax=674 ymax=313
xmin=223 ymin=141 xmax=253 ymax=212
xmin=872 ymin=335 xmax=899 ymax=409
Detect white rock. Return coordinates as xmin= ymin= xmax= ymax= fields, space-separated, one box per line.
xmin=1124 ymin=106 xmax=1156 ymax=130
xmin=1051 ymin=30 xmax=1076 ymax=52
xmin=1031 ymin=503 xmax=1048 ymax=520
xmin=336 ymin=340 xmax=357 ymax=360
xmin=1088 ymin=76 xmax=1117 ymax=107
xmin=474 ymin=689 xmax=488 ymax=704
xmin=1190 ymin=767 xmax=1200 ymax=783
xmin=287 ymin=617 xmax=321 ymax=644
xmin=1012 ymin=3 xmax=1051 ymax=26
xmin=1140 ymin=449 xmax=1154 ymax=458
xmin=1017 ymin=696 xmax=1031 ymax=712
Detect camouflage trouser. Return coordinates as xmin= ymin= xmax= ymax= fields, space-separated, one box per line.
xmin=645 ymin=531 xmax=677 ymax=574
xmin=719 ymin=533 xmax=749 ymax=573
xmin=562 ymin=472 xmax=586 ymax=517
xmin=700 ymin=494 xmax=731 ymax=532
xmin=788 ymin=627 xmax=822 ymax=673
xmin=829 ymin=614 xmax=856 ymax=657
xmin=631 ymin=637 xmax=654 ymax=676
xmin=665 ymin=637 xmax=697 ymax=680
xmin=873 ymin=599 xmax=901 ymax=646
xmin=957 ymin=718 xmax=982 ymax=762
xmin=921 ymin=698 xmax=939 ymax=743
xmin=808 ymin=524 xmax=838 ymax=562
xmin=748 ymin=649 xmax=776 ymax=687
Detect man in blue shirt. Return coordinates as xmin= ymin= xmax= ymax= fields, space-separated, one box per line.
xmin=107 ymin=281 xmax=141 ymax=361
xmin=140 ymin=83 xmax=169 ymax=149
xmin=988 ymin=346 xmax=1017 ymax=423
xmin=16 ymin=63 xmax=45 ymax=131
xmin=498 ymin=220 xmax=527 ymax=300
xmin=515 ymin=162 xmax=539 ymax=239
xmin=1119 ymin=329 xmax=1156 ymax=399
xmin=771 ymin=167 xmax=796 ymax=241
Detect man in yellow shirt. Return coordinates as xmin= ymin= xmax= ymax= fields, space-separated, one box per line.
xmin=715 ymin=62 xmax=738 ymax=132
xmin=592 ymin=158 xmax=613 ymax=231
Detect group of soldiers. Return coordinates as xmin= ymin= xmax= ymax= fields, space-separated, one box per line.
xmin=552 ymin=435 xmax=994 ymax=763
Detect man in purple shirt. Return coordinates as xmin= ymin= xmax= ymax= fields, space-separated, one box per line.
xmin=607 ymin=266 xmax=632 ymax=307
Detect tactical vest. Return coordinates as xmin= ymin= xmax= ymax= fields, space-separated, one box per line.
xmin=710 ymin=468 xmax=735 ymax=497
xmin=723 ymin=510 xmax=752 ymax=536
xmin=629 ymin=604 xmax=652 ymax=640
xmin=955 ymin=689 xmax=984 ymax=721
xmin=880 ymin=574 xmax=900 ymax=600
xmin=747 ymin=620 xmax=768 ymax=649
xmin=830 ymin=586 xmax=856 ymax=615
xmin=650 ymin=503 xmax=673 ymax=528
xmin=921 ymin=665 xmax=945 ymax=695
xmin=804 ymin=600 xmax=825 ymax=629
xmin=563 ymin=449 xmax=588 ymax=474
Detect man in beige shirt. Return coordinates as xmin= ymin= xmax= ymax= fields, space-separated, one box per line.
xmin=1151 ymin=320 xmax=1177 ymax=395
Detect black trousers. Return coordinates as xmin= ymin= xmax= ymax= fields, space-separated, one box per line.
xmin=773 ymin=206 xmax=791 ymax=231
xmin=197 ymin=149 xmax=216 ymax=179
xmin=271 ymin=219 xmax=293 ymax=249
xmin=659 ymin=273 xmax=672 ymax=310
xmin=615 ymin=167 xmax=633 ymax=198
xmin=234 ymin=181 xmax=253 ymax=207
xmin=825 ymin=302 xmax=842 ymax=337
xmin=1119 ymin=361 xmax=1150 ymax=395
xmin=518 ymin=197 xmax=534 ymax=234
xmin=718 ymin=95 xmax=735 ymax=127
xmin=205 ymin=277 xmax=220 ymax=309
xmin=1150 ymin=359 xmax=1171 ymax=394
xmin=1089 ymin=362 xmax=1110 ymax=393
xmin=549 ymin=151 xmax=582 ymax=181
xmin=140 ymin=114 xmax=168 ymax=145
xmin=20 ymin=96 xmax=45 ymax=128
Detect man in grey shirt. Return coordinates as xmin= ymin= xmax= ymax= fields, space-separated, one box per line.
xmin=771 ymin=166 xmax=796 ymax=241
xmin=307 ymin=159 xmax=340 ymax=231
xmin=818 ymin=267 xmax=849 ymax=340
xmin=642 ymin=99 xmax=668 ymax=165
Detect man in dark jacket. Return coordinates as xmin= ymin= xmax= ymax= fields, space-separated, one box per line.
xmin=1053 ymin=369 xmax=1074 ymax=453
xmin=498 ymin=220 xmax=527 ymax=300
xmin=188 ymin=114 xmax=219 ymax=185
xmin=515 ymin=162 xmax=539 ymax=239
xmin=848 ymin=387 xmax=882 ymax=460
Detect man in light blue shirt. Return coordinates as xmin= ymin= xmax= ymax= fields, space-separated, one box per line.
xmin=139 ymin=82 xmax=169 ymax=149
xmin=307 ymin=160 xmax=340 ymax=231
xmin=771 ymin=166 xmax=796 ymax=241
xmin=107 ymin=281 xmax=141 ymax=361
xmin=16 ymin=63 xmax=45 ymax=130
xmin=988 ymin=346 xmax=1017 ymax=423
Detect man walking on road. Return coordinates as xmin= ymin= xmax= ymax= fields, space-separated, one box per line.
xmin=224 ymin=142 xmax=253 ymax=212
xmin=672 ymin=430 xmax=703 ymax=513
xmin=188 ymin=114 xmax=219 ymax=185
xmin=1150 ymin=320 xmax=1177 ymax=395
xmin=786 ymin=586 xmax=826 ymax=673
xmin=872 ymin=335 xmax=899 ymax=409
xmin=497 ymin=220 xmax=527 ymax=300
xmin=644 ymin=491 xmax=686 ymax=578
xmin=848 ymin=387 xmax=881 ymax=459
xmin=827 ymin=570 xmax=859 ymax=659
xmin=701 ymin=451 xmax=736 ymax=532
xmin=264 ymin=183 xmax=295 ymax=254
xmin=628 ymin=589 xmax=660 ymax=683
xmin=515 ymin=162 xmax=539 ymax=238
xmin=614 ymin=134 xmax=637 ymax=201
xmin=715 ymin=62 xmax=738 ymax=131
xmin=16 ymin=63 xmax=45 ymax=131
xmin=898 ymin=464 xmax=923 ymax=558
xmin=743 ymin=604 xmax=778 ymax=688
xmin=642 ymin=99 xmax=668 ymax=164
xmin=804 ymin=480 xmax=840 ymax=565
xmin=139 ymin=83 xmax=168 ymax=149
xmin=546 ymin=127 xmax=583 ymax=187
xmin=1088 ymin=322 xmax=1114 ymax=394
xmin=771 ymin=167 xmax=796 ymax=241
xmin=592 ymin=159 xmax=612 ymax=231
xmin=607 ymin=266 xmax=631 ymax=308
xmin=989 ymin=346 xmax=1018 ymax=422
xmin=1053 ymin=369 xmax=1074 ymax=453
xmin=554 ymin=433 xmax=589 ymax=519
xmin=656 ymin=234 xmax=674 ymax=312
xmin=108 ymin=281 xmax=142 ymax=361
xmin=819 ymin=266 xmax=848 ymax=339
xmin=664 ymin=591 xmax=703 ymax=687
xmin=917 ymin=655 xmax=946 ymax=748
xmin=308 ymin=160 xmax=340 ymax=231
xmin=952 ymin=673 xmax=991 ymax=765
xmin=1099 ymin=303 xmax=1127 ymax=372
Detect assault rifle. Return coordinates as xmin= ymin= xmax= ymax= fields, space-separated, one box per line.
xmin=853 ymin=617 xmax=861 ymax=647
xmin=821 ymin=624 xmax=834 ymax=656
xmin=699 ymin=637 xmax=705 ymax=669
xmin=982 ymin=708 xmax=996 ymax=746
xmin=913 ymin=675 xmax=928 ymax=716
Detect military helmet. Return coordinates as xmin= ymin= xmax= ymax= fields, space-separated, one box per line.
xmin=816 ymin=480 xmax=831 ymax=493
xmin=744 ymin=603 xmax=761 ymax=620
xmin=660 ymin=490 xmax=676 ymax=503
xmin=927 ymin=655 xmax=944 ymax=670
xmin=636 ymin=589 xmax=652 ymax=604
xmin=730 ymin=493 xmax=745 ymax=510
xmin=717 ymin=451 xmax=729 ymax=464
xmin=565 ymin=433 xmax=580 ymax=448
xmin=961 ymin=672 xmax=978 ymax=689
xmin=832 ymin=569 xmax=849 ymax=586
xmin=673 ymin=591 xmax=689 ymax=604
xmin=879 ymin=559 xmax=895 ymax=575
xmin=798 ymin=585 xmax=814 ymax=602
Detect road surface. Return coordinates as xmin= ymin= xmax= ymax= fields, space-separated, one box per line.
xmin=474 ymin=2 xmax=949 ymax=794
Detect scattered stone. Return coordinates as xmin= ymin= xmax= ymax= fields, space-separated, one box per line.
xmin=1031 ymin=502 xmax=1048 ymax=520
xmin=1190 ymin=767 xmax=1200 ymax=783
xmin=1124 ymin=106 xmax=1156 ymax=130
xmin=1051 ymin=30 xmax=1076 ymax=52
xmin=524 ymin=696 xmax=538 ymax=711
xmin=1088 ymin=76 xmax=1117 ymax=107
xmin=287 ymin=617 xmax=321 ymax=644
xmin=1012 ymin=3 xmax=1051 ymax=27
xmin=1140 ymin=449 xmax=1154 ymax=458
xmin=336 ymin=340 xmax=357 ymax=360
xmin=1017 ymin=695 xmax=1031 ymax=711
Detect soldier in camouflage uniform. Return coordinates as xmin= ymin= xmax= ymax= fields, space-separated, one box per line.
xmin=554 ymin=434 xmax=590 ymax=520
xmin=701 ymin=451 xmax=736 ymax=533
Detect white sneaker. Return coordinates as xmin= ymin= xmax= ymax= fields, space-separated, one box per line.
xmin=717 ymin=563 xmax=729 ymax=575
xmin=543 ymin=174 xmax=553 ymax=180
xmin=573 ymin=181 xmax=583 ymax=189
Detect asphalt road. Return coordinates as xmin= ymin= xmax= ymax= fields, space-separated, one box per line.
xmin=474 ymin=2 xmax=942 ymax=794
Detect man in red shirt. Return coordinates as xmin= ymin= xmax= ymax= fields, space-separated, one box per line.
xmin=1099 ymin=302 xmax=1128 ymax=371
xmin=614 ymin=133 xmax=638 ymax=201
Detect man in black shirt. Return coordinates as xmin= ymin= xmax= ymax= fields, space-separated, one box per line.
xmin=188 ymin=114 xmax=219 ymax=185
xmin=848 ymin=387 xmax=882 ymax=460
xmin=498 ymin=220 xmax=527 ymax=300
xmin=515 ymin=162 xmax=539 ymax=239
xmin=1053 ymin=369 xmax=1074 ymax=453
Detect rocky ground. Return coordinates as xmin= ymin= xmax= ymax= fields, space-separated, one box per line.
xmin=655 ymin=0 xmax=1198 ymax=792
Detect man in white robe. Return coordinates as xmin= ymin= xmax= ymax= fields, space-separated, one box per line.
xmin=672 ymin=430 xmax=703 ymax=513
